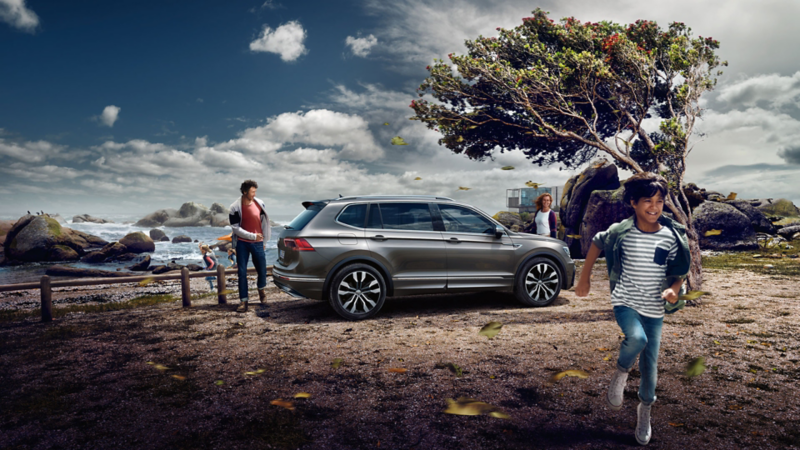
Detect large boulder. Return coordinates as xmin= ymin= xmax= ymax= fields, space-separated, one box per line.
xmin=172 ymin=235 xmax=192 ymax=244
xmin=750 ymin=198 xmax=800 ymax=218
xmin=1 ymin=215 xmax=103 ymax=263
xmin=692 ymin=202 xmax=757 ymax=251
xmin=48 ymin=245 xmax=80 ymax=261
xmin=682 ymin=183 xmax=706 ymax=211
xmin=61 ymin=228 xmax=108 ymax=250
xmin=72 ymin=214 xmax=114 ymax=224
xmin=149 ymin=229 xmax=167 ymax=241
xmin=576 ymin=186 xmax=634 ymax=258
xmin=723 ymin=199 xmax=775 ymax=234
xmin=119 ymin=232 xmax=155 ymax=253
xmin=81 ymin=242 xmax=129 ymax=263
xmin=777 ymin=225 xmax=800 ymax=240
xmin=135 ymin=201 xmax=231 ymax=227
xmin=493 ymin=212 xmax=523 ymax=229
xmin=151 ymin=262 xmax=183 ymax=274
xmin=0 ymin=219 xmax=15 ymax=254
xmin=127 ymin=255 xmax=151 ymax=271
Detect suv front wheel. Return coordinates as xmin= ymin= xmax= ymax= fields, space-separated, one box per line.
xmin=328 ymin=263 xmax=387 ymax=320
xmin=515 ymin=257 xmax=562 ymax=307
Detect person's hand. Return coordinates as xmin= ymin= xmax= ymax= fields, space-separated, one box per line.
xmin=575 ymin=279 xmax=590 ymax=297
xmin=661 ymin=287 xmax=678 ymax=304
xmin=256 ymin=233 xmax=264 ymax=241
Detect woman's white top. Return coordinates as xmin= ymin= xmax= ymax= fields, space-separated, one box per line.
xmin=535 ymin=210 xmax=550 ymax=236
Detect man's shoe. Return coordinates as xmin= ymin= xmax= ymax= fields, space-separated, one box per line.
xmin=258 ymin=289 xmax=267 ymax=304
xmin=606 ymin=368 xmax=628 ymax=411
xmin=635 ymin=402 xmax=652 ymax=445
xmin=236 ymin=302 xmax=248 ymax=313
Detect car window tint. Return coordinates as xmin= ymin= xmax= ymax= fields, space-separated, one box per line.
xmin=337 ymin=204 xmax=367 ymax=228
xmin=366 ymin=203 xmax=382 ymax=229
xmin=378 ymin=203 xmax=434 ymax=231
xmin=438 ymin=204 xmax=494 ymax=234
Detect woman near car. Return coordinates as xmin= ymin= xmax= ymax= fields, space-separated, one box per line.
xmin=531 ymin=193 xmax=558 ymax=238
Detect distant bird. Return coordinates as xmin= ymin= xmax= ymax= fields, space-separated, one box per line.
xmin=27 ymin=210 xmax=30 ymax=214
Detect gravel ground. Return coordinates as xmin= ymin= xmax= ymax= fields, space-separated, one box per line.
xmin=1 ymin=265 xmax=799 ymax=449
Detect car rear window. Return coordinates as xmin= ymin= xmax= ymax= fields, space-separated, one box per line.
xmin=378 ymin=203 xmax=434 ymax=231
xmin=336 ymin=204 xmax=367 ymax=228
xmin=286 ymin=205 xmax=324 ymax=230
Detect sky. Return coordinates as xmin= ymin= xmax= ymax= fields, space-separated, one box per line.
xmin=1 ymin=0 xmax=799 ymax=221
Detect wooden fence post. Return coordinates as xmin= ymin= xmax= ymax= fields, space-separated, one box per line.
xmin=41 ymin=275 xmax=52 ymax=322
xmin=217 ymin=264 xmax=227 ymax=304
xmin=181 ymin=267 xmax=191 ymax=307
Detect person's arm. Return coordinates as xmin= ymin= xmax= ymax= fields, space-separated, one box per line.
xmin=575 ymin=242 xmax=602 ymax=297
xmin=661 ymin=278 xmax=683 ymax=304
xmin=549 ymin=211 xmax=557 ymax=238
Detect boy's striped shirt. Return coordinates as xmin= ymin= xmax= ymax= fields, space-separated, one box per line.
xmin=611 ymin=225 xmax=678 ymax=318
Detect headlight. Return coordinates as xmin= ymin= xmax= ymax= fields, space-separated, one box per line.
xmin=562 ymin=246 xmax=571 ymax=257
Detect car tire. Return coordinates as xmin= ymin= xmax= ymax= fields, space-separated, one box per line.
xmin=514 ymin=257 xmax=562 ymax=307
xmin=328 ymin=263 xmax=387 ymax=320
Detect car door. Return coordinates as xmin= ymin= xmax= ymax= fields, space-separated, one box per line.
xmin=436 ymin=203 xmax=517 ymax=289
xmin=364 ymin=202 xmax=447 ymax=295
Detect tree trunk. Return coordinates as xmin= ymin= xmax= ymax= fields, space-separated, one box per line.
xmin=667 ymin=192 xmax=703 ymax=290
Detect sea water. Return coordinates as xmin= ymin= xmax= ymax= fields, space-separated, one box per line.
xmin=0 ymin=214 xmax=295 ymax=285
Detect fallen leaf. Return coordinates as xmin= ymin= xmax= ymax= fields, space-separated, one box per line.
xmin=478 ymin=321 xmax=503 ymax=339
xmin=713 ymin=340 xmax=721 ymax=345
xmin=388 ymin=368 xmax=408 ymax=373
xmin=293 ymin=392 xmax=311 ymax=398
xmin=679 ymin=290 xmax=711 ymax=301
xmin=270 ymin=399 xmax=295 ymax=411
xmin=547 ymin=369 xmax=589 ymax=385
xmin=331 ymin=358 xmax=343 ymax=369
xmin=391 ymin=136 xmax=408 ymax=145
xmin=603 ymin=354 xmax=611 ymax=361
xmin=138 ymin=277 xmax=155 ymax=287
xmin=501 ymin=166 xmax=515 ymax=170
xmin=726 ymin=192 xmax=737 ymax=200
xmin=171 ymin=375 xmax=186 ymax=381
xmin=215 ymin=380 xmax=224 ymax=386
xmin=669 ymin=422 xmax=685 ymax=427
xmin=685 ymin=357 xmax=706 ymax=378
xmin=594 ymin=347 xmax=611 ymax=352
xmin=444 ymin=397 xmax=509 ymax=418
xmin=727 ymin=404 xmax=743 ymax=410
xmin=704 ymin=229 xmax=722 ymax=236
xmin=458 ymin=186 xmax=471 ymax=191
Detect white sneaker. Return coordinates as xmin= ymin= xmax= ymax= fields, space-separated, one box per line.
xmin=606 ymin=368 xmax=628 ymax=410
xmin=635 ymin=402 xmax=652 ymax=445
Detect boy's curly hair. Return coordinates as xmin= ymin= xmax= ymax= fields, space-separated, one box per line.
xmin=240 ymin=179 xmax=258 ymax=195
xmin=623 ymin=172 xmax=668 ymax=205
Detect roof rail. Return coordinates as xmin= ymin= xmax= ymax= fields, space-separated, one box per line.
xmin=334 ymin=195 xmax=455 ymax=201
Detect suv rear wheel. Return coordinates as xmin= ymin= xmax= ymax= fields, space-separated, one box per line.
xmin=328 ymin=263 xmax=387 ymax=320
xmin=515 ymin=257 xmax=562 ymax=306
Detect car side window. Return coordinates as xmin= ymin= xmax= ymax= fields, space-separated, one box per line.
xmin=337 ymin=204 xmax=367 ymax=228
xmin=366 ymin=203 xmax=382 ymax=229
xmin=438 ymin=204 xmax=495 ymax=234
xmin=378 ymin=203 xmax=434 ymax=231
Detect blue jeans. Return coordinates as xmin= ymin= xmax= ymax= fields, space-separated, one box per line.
xmin=613 ymin=305 xmax=663 ymax=405
xmin=236 ymin=239 xmax=267 ymax=302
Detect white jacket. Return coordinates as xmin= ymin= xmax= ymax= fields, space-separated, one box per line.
xmin=228 ymin=196 xmax=271 ymax=247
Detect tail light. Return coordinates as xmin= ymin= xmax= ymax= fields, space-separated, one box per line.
xmin=283 ymin=237 xmax=315 ymax=251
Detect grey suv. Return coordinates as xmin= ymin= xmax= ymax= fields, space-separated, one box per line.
xmin=273 ymin=196 xmax=574 ymax=320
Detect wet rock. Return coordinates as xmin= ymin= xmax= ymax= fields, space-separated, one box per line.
xmin=186 ymin=264 xmax=203 ymax=271
xmin=149 ymin=229 xmax=167 ymax=241
xmin=160 ymin=236 xmax=170 ymax=242
xmin=172 ymin=235 xmax=192 ymax=244
xmin=135 ymin=201 xmax=231 ymax=227
xmin=72 ymin=214 xmax=114 ymax=224
xmin=119 ymin=232 xmax=155 ymax=253
xmin=151 ymin=262 xmax=183 ymax=274
xmin=48 ymin=245 xmax=80 ymax=261
xmin=128 ymin=255 xmax=151 ymax=271
xmin=45 ymin=265 xmax=132 ymax=277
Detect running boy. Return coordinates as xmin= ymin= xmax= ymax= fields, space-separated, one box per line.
xmin=575 ymin=172 xmax=691 ymax=445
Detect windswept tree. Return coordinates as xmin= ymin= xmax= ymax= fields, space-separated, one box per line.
xmin=410 ymin=8 xmax=726 ymax=289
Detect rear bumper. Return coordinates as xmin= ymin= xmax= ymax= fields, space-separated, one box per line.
xmin=272 ymin=268 xmax=326 ymax=300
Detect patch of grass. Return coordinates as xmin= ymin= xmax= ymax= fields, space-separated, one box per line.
xmin=0 ymin=294 xmax=177 ymax=323
xmin=702 ymin=249 xmax=800 ymax=276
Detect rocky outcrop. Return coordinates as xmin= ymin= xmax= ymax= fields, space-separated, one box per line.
xmin=151 ymin=262 xmax=183 ymax=274
xmin=3 ymin=215 xmax=108 ymax=263
xmin=0 ymin=219 xmax=15 ymax=257
xmin=72 ymin=214 xmax=114 ymax=224
xmin=149 ymin=229 xmax=167 ymax=241
xmin=692 ymin=202 xmax=758 ymax=251
xmin=172 ymin=235 xmax=192 ymax=244
xmin=186 ymin=263 xmax=203 ymax=271
xmin=777 ymin=225 xmax=800 ymax=240
xmin=135 ymin=202 xmax=230 ymax=227
xmin=212 ymin=241 xmax=232 ymax=252
xmin=723 ymin=200 xmax=775 ymax=234
xmin=751 ymin=198 xmax=800 ymax=218
xmin=577 ymin=186 xmax=634 ymax=257
xmin=127 ymin=255 xmax=151 ymax=271
xmin=119 ymin=232 xmax=155 ymax=253
xmin=45 ymin=265 xmax=132 ymax=278
xmin=493 ymin=212 xmax=523 ymax=229
xmin=81 ymin=242 xmax=129 ymax=263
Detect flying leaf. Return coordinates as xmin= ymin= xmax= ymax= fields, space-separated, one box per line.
xmin=713 ymin=340 xmax=721 ymax=345
xmin=444 ymin=397 xmax=509 ymax=418
xmin=489 ymin=411 xmax=510 ymax=419
xmin=726 ymin=192 xmax=737 ymax=200
xmin=270 ymin=399 xmax=295 ymax=411
xmin=525 ymin=181 xmax=542 ymax=189
xmin=294 ymin=392 xmax=311 ymax=398
xmin=704 ymin=229 xmax=722 ymax=237
xmin=501 ymin=166 xmax=515 ymax=170
xmin=414 ymin=177 xmax=422 ymax=180
xmin=388 ymin=368 xmax=408 ymax=373
xmin=215 ymin=380 xmax=224 ymax=386
xmin=458 ymin=187 xmax=471 ymax=191
xmin=678 ymin=290 xmax=711 ymax=301
xmin=547 ymin=369 xmax=589 ymax=385
xmin=391 ymin=136 xmax=408 ymax=145
xmin=171 ymin=375 xmax=187 ymax=381
xmin=603 ymin=354 xmax=611 ymax=361
xmin=245 ymin=368 xmax=266 ymax=376
xmin=685 ymin=357 xmax=707 ymax=378
xmin=594 ymin=347 xmax=611 ymax=352
xmin=138 ymin=277 xmax=155 ymax=287
xmin=331 ymin=358 xmax=344 ymax=369
xmin=153 ymin=364 xmax=169 ymax=371
xmin=383 ymin=122 xmax=389 ymax=126
xmin=669 ymin=422 xmax=685 ymax=427
xmin=566 ymin=234 xmax=581 ymax=239
xmin=479 ymin=321 xmax=503 ymax=339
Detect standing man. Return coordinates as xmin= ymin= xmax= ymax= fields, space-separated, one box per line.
xmin=229 ymin=180 xmax=271 ymax=312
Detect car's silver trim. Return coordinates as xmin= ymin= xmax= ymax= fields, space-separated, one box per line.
xmin=273 ymin=275 xmax=325 ymax=282
xmin=392 ymin=277 xmax=448 ymax=281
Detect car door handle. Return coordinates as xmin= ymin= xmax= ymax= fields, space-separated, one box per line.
xmin=370 ymin=235 xmax=388 ymax=241
xmin=448 ymin=237 xmax=460 ymax=243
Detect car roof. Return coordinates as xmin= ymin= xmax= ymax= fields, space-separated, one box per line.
xmin=321 ymin=195 xmax=456 ymax=203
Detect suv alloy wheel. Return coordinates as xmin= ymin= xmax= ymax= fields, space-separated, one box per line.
xmin=514 ymin=257 xmax=562 ymax=306
xmin=328 ymin=263 xmax=387 ymax=320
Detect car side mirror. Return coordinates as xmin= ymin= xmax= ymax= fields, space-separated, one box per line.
xmin=495 ymin=226 xmax=505 ymax=239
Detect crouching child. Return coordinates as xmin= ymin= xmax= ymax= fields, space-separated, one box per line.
xmin=575 ymin=172 xmax=691 ymax=445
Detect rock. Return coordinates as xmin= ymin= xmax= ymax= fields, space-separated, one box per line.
xmin=172 ymin=235 xmax=192 ymax=244
xmin=62 ymin=228 xmax=108 ymax=250
xmin=724 ymin=199 xmax=776 ymax=234
xmin=692 ymin=202 xmax=757 ymax=251
xmin=80 ymin=242 xmax=128 ymax=263
xmin=45 ymin=265 xmax=132 ymax=277
xmin=149 ymin=229 xmax=167 ymax=241
xmin=186 ymin=263 xmax=203 ymax=271
xmin=777 ymin=225 xmax=800 ymax=240
xmin=127 ymin=255 xmax=151 ymax=271
xmin=49 ymin=214 xmax=67 ymax=225
xmin=0 ymin=219 xmax=16 ymax=253
xmin=212 ymin=241 xmax=232 ymax=252
xmin=704 ymin=191 xmax=725 ymax=201
xmin=81 ymin=251 xmax=107 ymax=263
xmin=110 ymin=252 xmax=138 ymax=262
xmin=682 ymin=183 xmax=705 ymax=211
xmin=1 ymin=215 xmax=100 ymax=262
xmin=493 ymin=212 xmax=523 ymax=229
xmin=194 ymin=239 xmax=198 ymax=243
xmin=72 ymin=214 xmax=114 ymax=224
xmin=151 ymin=262 xmax=183 ymax=274
xmin=135 ymin=201 xmax=232 ymax=227
xmin=576 ymin=186 xmax=634 ymax=258
xmin=751 ymin=198 xmax=800 ymax=217
xmin=48 ymin=245 xmax=80 ymax=261
xmin=119 ymin=232 xmax=155 ymax=253
xmin=160 ymin=236 xmax=170 ymax=242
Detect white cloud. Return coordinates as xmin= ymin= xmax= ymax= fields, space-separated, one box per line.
xmin=249 ymin=20 xmax=308 ymax=62
xmin=99 ymin=105 xmax=121 ymax=127
xmin=345 ymin=34 xmax=378 ymax=57
xmin=0 ymin=0 xmax=38 ymax=32
xmin=0 ymin=138 xmax=65 ymax=163
xmin=717 ymin=71 xmax=800 ymax=108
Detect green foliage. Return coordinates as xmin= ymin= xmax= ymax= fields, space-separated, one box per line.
xmin=45 ymin=217 xmax=62 ymax=236
xmin=520 ymin=212 xmax=531 ymax=223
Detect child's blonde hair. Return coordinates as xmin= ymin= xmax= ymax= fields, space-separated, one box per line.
xmin=200 ymin=244 xmax=211 ymax=253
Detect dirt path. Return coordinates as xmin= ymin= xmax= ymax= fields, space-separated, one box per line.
xmin=1 ymin=265 xmax=799 ymax=449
